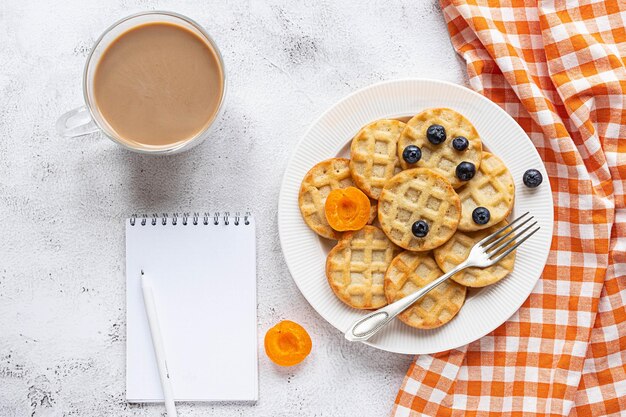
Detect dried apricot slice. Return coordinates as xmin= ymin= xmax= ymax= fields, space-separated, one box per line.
xmin=324 ymin=187 xmax=371 ymax=232
xmin=264 ymin=320 xmax=312 ymax=366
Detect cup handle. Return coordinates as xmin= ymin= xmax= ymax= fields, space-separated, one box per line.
xmin=56 ymin=106 xmax=100 ymax=137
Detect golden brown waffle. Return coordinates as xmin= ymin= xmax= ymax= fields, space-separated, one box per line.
xmin=457 ymin=152 xmax=515 ymax=231
xmin=368 ymin=200 xmax=378 ymax=225
xmin=350 ymin=119 xmax=405 ymax=199
xmin=378 ymin=168 xmax=461 ymax=251
xmin=299 ymin=158 xmax=355 ymax=240
xmin=384 ymin=251 xmax=466 ymax=329
xmin=326 ymin=226 xmax=399 ymax=309
xmin=434 ymin=221 xmax=516 ymax=287
xmin=397 ymin=108 xmax=482 ymax=188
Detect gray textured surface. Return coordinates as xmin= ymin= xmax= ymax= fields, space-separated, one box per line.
xmin=0 ymin=1 xmax=466 ymax=416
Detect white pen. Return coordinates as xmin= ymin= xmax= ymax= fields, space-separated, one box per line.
xmin=140 ymin=270 xmax=178 ymax=417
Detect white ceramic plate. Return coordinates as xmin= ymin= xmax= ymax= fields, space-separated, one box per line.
xmin=278 ymin=79 xmax=553 ymax=354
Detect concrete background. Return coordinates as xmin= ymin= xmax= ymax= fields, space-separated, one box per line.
xmin=0 ymin=1 xmax=466 ymax=415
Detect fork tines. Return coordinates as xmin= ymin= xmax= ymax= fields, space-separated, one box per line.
xmin=478 ymin=212 xmax=540 ymax=263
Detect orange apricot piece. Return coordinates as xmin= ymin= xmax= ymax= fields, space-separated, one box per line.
xmin=324 ymin=186 xmax=371 ymax=232
xmin=264 ymin=320 xmax=312 ymax=367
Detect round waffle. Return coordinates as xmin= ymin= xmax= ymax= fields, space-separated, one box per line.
xmin=326 ymin=225 xmax=399 ymax=309
xmin=397 ymin=108 xmax=482 ymax=188
xmin=384 ymin=251 xmax=466 ymax=329
xmin=378 ymin=168 xmax=461 ymax=251
xmin=457 ymin=152 xmax=515 ymax=231
xmin=350 ymin=119 xmax=405 ymax=200
xmin=434 ymin=221 xmax=516 ymax=287
xmin=299 ymin=158 xmax=356 ymax=240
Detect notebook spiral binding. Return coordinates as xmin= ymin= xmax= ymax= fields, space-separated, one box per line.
xmin=129 ymin=212 xmax=251 ymax=227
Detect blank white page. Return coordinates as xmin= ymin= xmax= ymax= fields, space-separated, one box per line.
xmin=126 ymin=216 xmax=257 ymax=402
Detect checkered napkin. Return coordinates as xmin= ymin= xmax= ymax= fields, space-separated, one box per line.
xmin=393 ymin=1 xmax=626 ymax=415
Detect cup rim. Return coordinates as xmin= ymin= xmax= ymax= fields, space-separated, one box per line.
xmin=82 ymin=11 xmax=227 ymax=154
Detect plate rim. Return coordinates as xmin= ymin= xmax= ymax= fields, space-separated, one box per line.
xmin=278 ymin=78 xmax=554 ymax=354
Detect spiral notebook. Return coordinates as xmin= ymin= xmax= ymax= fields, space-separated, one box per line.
xmin=125 ymin=212 xmax=257 ymax=402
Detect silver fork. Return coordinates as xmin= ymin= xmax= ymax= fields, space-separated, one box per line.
xmin=344 ymin=212 xmax=540 ymax=342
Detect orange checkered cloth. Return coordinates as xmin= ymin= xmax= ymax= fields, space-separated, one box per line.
xmin=393 ymin=1 xmax=626 ymax=416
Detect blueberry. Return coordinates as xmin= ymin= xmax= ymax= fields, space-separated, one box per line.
xmin=426 ymin=124 xmax=446 ymax=144
xmin=452 ymin=136 xmax=469 ymax=151
xmin=411 ymin=220 xmax=429 ymax=238
xmin=523 ymin=169 xmax=543 ymax=188
xmin=456 ymin=161 xmax=476 ymax=181
xmin=472 ymin=207 xmax=491 ymax=225
xmin=402 ymin=145 xmax=422 ymax=164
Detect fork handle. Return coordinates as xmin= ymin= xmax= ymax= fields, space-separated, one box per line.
xmin=344 ymin=262 xmax=468 ymax=342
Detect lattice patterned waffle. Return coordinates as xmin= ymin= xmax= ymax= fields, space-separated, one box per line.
xmin=434 ymin=221 xmax=516 ymax=287
xmin=349 ymin=119 xmax=405 ymax=199
xmin=298 ymin=158 xmax=355 ymax=240
xmin=384 ymin=251 xmax=466 ymax=329
xmin=326 ymin=225 xmax=399 ymax=309
xmin=397 ymin=108 xmax=482 ymax=188
xmin=457 ymin=152 xmax=515 ymax=231
xmin=378 ymin=168 xmax=460 ymax=251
